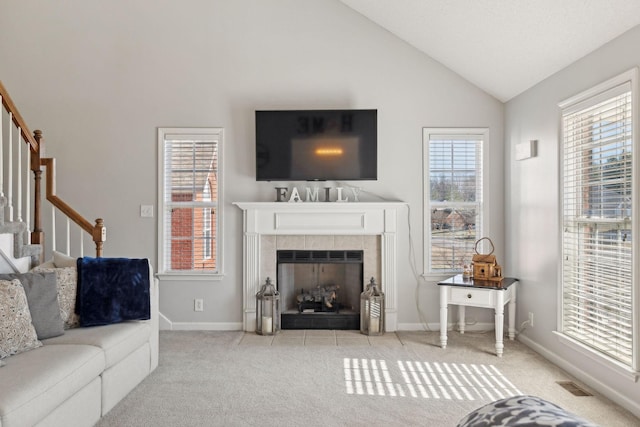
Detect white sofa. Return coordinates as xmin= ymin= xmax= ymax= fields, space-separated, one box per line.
xmin=0 ymin=264 xmax=159 ymax=427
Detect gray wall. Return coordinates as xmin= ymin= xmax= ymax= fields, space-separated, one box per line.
xmin=0 ymin=1 xmax=504 ymax=328
xmin=505 ymin=25 xmax=640 ymax=416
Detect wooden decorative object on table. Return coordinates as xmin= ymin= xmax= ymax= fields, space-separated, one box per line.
xmin=471 ymin=237 xmax=503 ymax=282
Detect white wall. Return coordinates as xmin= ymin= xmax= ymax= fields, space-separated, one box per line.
xmin=505 ymin=24 xmax=640 ymax=417
xmin=0 ymin=0 xmax=504 ymax=329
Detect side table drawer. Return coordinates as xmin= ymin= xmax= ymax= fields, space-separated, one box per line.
xmin=450 ymin=287 xmax=493 ymax=307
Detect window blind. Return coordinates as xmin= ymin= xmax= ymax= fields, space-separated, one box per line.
xmin=161 ymin=131 xmax=220 ymax=273
xmin=561 ymin=82 xmax=634 ymax=366
xmin=427 ymin=135 xmax=483 ymax=272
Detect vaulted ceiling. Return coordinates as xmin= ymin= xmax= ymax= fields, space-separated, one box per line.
xmin=339 ymin=0 xmax=640 ymax=102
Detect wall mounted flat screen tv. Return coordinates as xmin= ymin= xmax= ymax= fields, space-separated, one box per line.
xmin=255 ymin=109 xmax=377 ymax=181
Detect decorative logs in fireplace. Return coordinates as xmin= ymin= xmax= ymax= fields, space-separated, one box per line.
xmin=296 ymin=285 xmax=340 ymax=312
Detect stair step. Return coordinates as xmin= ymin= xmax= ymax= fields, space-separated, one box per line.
xmin=0 ymin=233 xmax=31 ymax=273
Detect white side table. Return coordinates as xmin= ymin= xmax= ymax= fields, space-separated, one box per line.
xmin=437 ymin=275 xmax=518 ymax=357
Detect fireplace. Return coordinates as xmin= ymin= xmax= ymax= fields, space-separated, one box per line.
xmin=278 ymin=250 xmax=364 ymax=329
xmin=233 ymin=202 xmax=403 ymax=332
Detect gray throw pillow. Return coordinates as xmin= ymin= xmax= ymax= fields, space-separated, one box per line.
xmin=30 ymin=266 xmax=79 ymax=329
xmin=0 ymin=272 xmax=65 ymax=339
xmin=53 ymin=250 xmax=77 ymax=268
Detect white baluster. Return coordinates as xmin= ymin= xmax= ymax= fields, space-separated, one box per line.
xmin=7 ymin=118 xmax=13 ymax=221
xmin=66 ymin=218 xmax=70 ymax=255
xmin=51 ymin=205 xmax=56 ymax=252
xmin=0 ymin=96 xmax=3 ymax=198
xmin=17 ymin=130 xmax=22 ymax=223
xmin=79 ymin=228 xmax=84 ymax=257
xmin=25 ymin=147 xmax=31 ymax=237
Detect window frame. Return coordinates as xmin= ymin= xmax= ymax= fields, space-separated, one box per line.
xmin=422 ymin=127 xmax=490 ymax=278
xmin=157 ymin=127 xmax=224 ymax=281
xmin=557 ymin=68 xmax=639 ymax=376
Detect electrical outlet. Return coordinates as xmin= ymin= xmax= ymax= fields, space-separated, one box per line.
xmin=528 ymin=312 xmax=534 ymax=327
xmin=194 ymin=298 xmax=204 ymax=312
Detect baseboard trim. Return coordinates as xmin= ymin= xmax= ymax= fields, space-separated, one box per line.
xmin=160 ymin=318 xmax=495 ymax=333
xmin=518 ymin=334 xmax=640 ymax=418
xmin=159 ymin=312 xmax=172 ymax=330
xmin=159 ymin=312 xmax=242 ymax=331
xmin=397 ymin=322 xmax=495 ymax=332
xmin=169 ymin=322 xmax=243 ymax=331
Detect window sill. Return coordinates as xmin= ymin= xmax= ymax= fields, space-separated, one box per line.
xmin=553 ymin=331 xmax=638 ymax=383
xmin=156 ymin=273 xmax=225 ymax=282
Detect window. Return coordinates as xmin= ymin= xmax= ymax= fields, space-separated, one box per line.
xmin=560 ymin=69 xmax=637 ymax=369
xmin=158 ymin=128 xmax=223 ymax=277
xmin=423 ymin=128 xmax=489 ymax=275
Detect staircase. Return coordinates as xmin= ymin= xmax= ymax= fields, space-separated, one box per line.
xmin=0 ymin=194 xmax=40 ymax=272
xmin=0 ymin=80 xmax=105 ymax=270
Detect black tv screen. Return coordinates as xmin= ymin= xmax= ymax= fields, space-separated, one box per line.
xmin=255 ymin=109 xmax=377 ymax=181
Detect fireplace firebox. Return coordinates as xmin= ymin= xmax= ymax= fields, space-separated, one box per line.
xmin=277 ymin=250 xmax=363 ymax=329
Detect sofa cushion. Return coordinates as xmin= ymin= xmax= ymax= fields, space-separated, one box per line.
xmin=42 ymin=321 xmax=151 ymax=369
xmin=0 ymin=272 xmax=64 ymax=339
xmin=0 ymin=344 xmax=104 ymax=427
xmin=31 ymin=266 xmax=80 ymax=329
xmin=102 ymin=343 xmax=151 ymax=415
xmin=43 ymin=377 xmax=102 ymax=427
xmin=0 ymin=279 xmax=42 ymax=359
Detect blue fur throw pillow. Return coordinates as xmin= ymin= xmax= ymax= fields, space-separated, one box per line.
xmin=76 ymin=257 xmax=150 ymax=327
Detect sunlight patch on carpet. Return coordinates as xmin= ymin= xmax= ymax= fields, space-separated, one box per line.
xmin=343 ymin=358 xmax=522 ymax=400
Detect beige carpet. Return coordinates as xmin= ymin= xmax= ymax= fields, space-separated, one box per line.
xmin=97 ymin=330 xmax=639 ymax=427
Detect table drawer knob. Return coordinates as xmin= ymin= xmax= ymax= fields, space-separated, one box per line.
xmin=467 ymin=293 xmax=472 ymax=299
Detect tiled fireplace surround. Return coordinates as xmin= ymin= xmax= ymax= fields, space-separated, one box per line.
xmin=234 ymin=202 xmax=404 ymax=332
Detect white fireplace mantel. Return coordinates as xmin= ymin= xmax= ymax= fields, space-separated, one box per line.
xmin=233 ymin=201 xmax=405 ymax=332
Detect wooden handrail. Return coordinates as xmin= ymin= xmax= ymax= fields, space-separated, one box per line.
xmin=40 ymin=157 xmax=106 ymax=256
xmin=1 ymin=81 xmax=106 ymax=258
xmin=0 ymin=81 xmax=39 ymax=152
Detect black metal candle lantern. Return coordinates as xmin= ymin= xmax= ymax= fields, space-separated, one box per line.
xmin=256 ymin=277 xmax=280 ymax=335
xmin=360 ymin=277 xmax=385 ymax=336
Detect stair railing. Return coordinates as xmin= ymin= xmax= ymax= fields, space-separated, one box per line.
xmin=40 ymin=156 xmax=106 ymax=257
xmin=0 ymin=80 xmax=106 ymax=261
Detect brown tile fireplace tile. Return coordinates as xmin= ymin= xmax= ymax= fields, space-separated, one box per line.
xmin=272 ymin=336 xmax=304 ymax=346
xmin=334 ymin=235 xmax=364 ymax=249
xmin=304 ymin=235 xmax=334 ymax=249
xmin=277 ymin=235 xmax=305 ymax=249
xmin=305 ymin=329 xmax=336 ymax=337
xmin=239 ymin=330 xmax=404 ymax=348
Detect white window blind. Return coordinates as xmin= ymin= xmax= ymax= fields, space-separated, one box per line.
xmin=424 ymin=130 xmax=486 ymax=273
xmin=561 ymin=79 xmax=634 ymax=367
xmin=158 ymin=128 xmax=222 ymax=275
xmin=202 ymin=185 xmax=212 ymax=260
